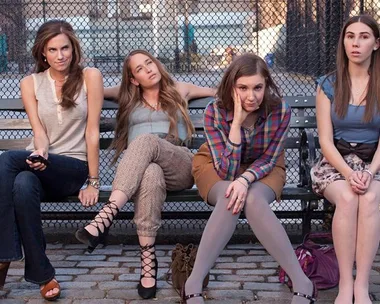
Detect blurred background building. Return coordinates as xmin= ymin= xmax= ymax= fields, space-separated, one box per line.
xmin=0 ymin=0 xmax=379 ymax=95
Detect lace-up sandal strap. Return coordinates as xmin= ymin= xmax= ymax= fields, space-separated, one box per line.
xmin=140 ymin=244 xmax=156 ymax=279
xmin=88 ymin=201 xmax=119 ymax=230
xmin=140 ymin=243 xmax=156 ymax=256
xmin=293 ymin=291 xmax=316 ymax=302
xmin=106 ymin=201 xmax=119 ymax=215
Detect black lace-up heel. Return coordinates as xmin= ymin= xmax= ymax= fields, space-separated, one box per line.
xmin=75 ymin=201 xmax=119 ymax=253
xmin=137 ymin=244 xmax=158 ymax=299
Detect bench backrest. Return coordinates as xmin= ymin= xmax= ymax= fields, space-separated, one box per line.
xmin=0 ymin=96 xmax=317 ymax=151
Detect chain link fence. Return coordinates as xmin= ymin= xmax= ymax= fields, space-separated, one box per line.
xmin=0 ymin=0 xmax=379 ymax=239
xmin=1 ymin=0 xmax=378 ymax=97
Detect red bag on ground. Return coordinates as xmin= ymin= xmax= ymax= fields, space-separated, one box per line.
xmin=279 ymin=232 xmax=339 ymax=290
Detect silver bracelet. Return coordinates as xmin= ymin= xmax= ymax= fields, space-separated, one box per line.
xmin=363 ymin=169 xmax=374 ymax=179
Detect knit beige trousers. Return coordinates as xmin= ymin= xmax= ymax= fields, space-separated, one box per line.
xmin=112 ymin=134 xmax=194 ymax=237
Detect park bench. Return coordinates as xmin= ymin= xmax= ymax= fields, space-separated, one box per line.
xmin=0 ymin=96 xmax=322 ymax=239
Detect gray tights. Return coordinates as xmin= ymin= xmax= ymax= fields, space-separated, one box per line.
xmin=184 ymin=181 xmax=313 ymax=304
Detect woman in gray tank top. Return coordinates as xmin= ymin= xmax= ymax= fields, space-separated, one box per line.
xmin=75 ymin=50 xmax=215 ymax=299
xmin=0 ymin=20 xmax=103 ymax=301
xmin=311 ymin=15 xmax=380 ymax=304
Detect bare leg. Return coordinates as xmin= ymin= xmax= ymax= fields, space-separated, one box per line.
xmin=324 ymin=180 xmax=358 ymax=304
xmin=354 ymin=181 xmax=380 ymax=304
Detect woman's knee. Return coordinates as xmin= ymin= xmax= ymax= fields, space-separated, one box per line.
xmin=244 ymin=195 xmax=271 ymax=213
xmin=333 ymin=191 xmax=359 ymax=215
xmin=0 ymin=150 xmax=11 ymax=164
xmin=359 ymin=191 xmax=379 ymax=215
xmin=141 ymin=163 xmax=165 ymax=189
xmin=13 ymin=171 xmax=42 ymax=207
xmin=0 ymin=150 xmax=27 ymax=169
xmin=208 ymin=181 xmax=230 ymax=206
xmin=244 ymin=183 xmax=275 ymax=212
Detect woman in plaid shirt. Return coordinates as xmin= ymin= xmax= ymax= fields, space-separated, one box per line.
xmin=183 ymin=53 xmax=316 ymax=304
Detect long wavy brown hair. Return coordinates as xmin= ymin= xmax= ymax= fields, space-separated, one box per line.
xmin=32 ymin=19 xmax=83 ymax=109
xmin=216 ymin=53 xmax=282 ymax=115
xmin=110 ymin=50 xmax=194 ymax=163
xmin=333 ymin=14 xmax=380 ymax=122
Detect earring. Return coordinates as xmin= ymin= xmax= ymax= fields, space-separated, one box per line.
xmin=44 ymin=58 xmax=47 ymax=62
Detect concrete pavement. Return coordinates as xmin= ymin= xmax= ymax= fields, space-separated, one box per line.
xmin=2 ymin=243 xmax=380 ymax=303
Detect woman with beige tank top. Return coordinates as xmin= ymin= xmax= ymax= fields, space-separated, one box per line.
xmin=0 ymin=20 xmax=103 ymax=301
xmin=75 ymin=50 xmax=215 ymax=299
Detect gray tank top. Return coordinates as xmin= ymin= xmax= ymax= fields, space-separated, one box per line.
xmin=128 ymin=105 xmax=188 ymax=145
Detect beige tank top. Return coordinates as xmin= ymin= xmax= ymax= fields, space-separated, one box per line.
xmin=26 ymin=68 xmax=88 ymax=161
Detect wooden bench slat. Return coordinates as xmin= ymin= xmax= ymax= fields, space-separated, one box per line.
xmin=0 ymin=136 xmax=311 ymax=151
xmin=284 ymin=96 xmax=316 ymax=108
xmin=0 ymin=102 xmax=316 ymax=132
xmin=290 ymin=116 xmax=317 ymax=128
xmin=0 ymin=119 xmax=31 ymax=130
xmin=0 ymin=117 xmax=117 ymax=132
xmin=0 ymin=99 xmax=121 ymax=111
xmin=191 ymin=115 xmax=317 ymax=130
xmin=0 ymin=138 xmax=31 ymax=150
xmin=188 ymin=97 xmax=214 ymax=109
xmin=42 ymin=185 xmax=319 ymax=204
xmin=284 ymin=137 xmax=301 ymax=149
xmin=0 ymin=98 xmax=210 ymax=111
xmin=0 ymin=96 xmax=315 ymax=111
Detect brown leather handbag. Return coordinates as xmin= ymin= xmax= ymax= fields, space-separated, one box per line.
xmin=168 ymin=243 xmax=209 ymax=292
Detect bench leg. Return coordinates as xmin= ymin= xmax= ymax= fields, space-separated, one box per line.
xmin=302 ymin=200 xmax=312 ymax=237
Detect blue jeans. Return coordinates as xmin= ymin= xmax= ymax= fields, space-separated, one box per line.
xmin=0 ymin=150 xmax=88 ymax=284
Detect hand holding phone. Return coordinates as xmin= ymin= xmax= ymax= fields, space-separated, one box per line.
xmin=27 ymin=154 xmax=50 ymax=166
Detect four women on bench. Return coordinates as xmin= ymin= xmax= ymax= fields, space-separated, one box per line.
xmin=184 ymin=53 xmax=316 ymax=304
xmin=75 ymin=49 xmax=215 ymax=299
xmin=311 ymin=14 xmax=380 ymax=304
xmin=3 ymin=14 xmax=379 ymax=303
xmin=0 ymin=20 xmax=103 ymax=301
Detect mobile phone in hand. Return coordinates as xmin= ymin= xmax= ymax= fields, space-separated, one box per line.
xmin=27 ymin=155 xmax=50 ymax=166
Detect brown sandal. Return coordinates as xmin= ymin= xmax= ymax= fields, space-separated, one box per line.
xmin=40 ymin=278 xmax=61 ymax=301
